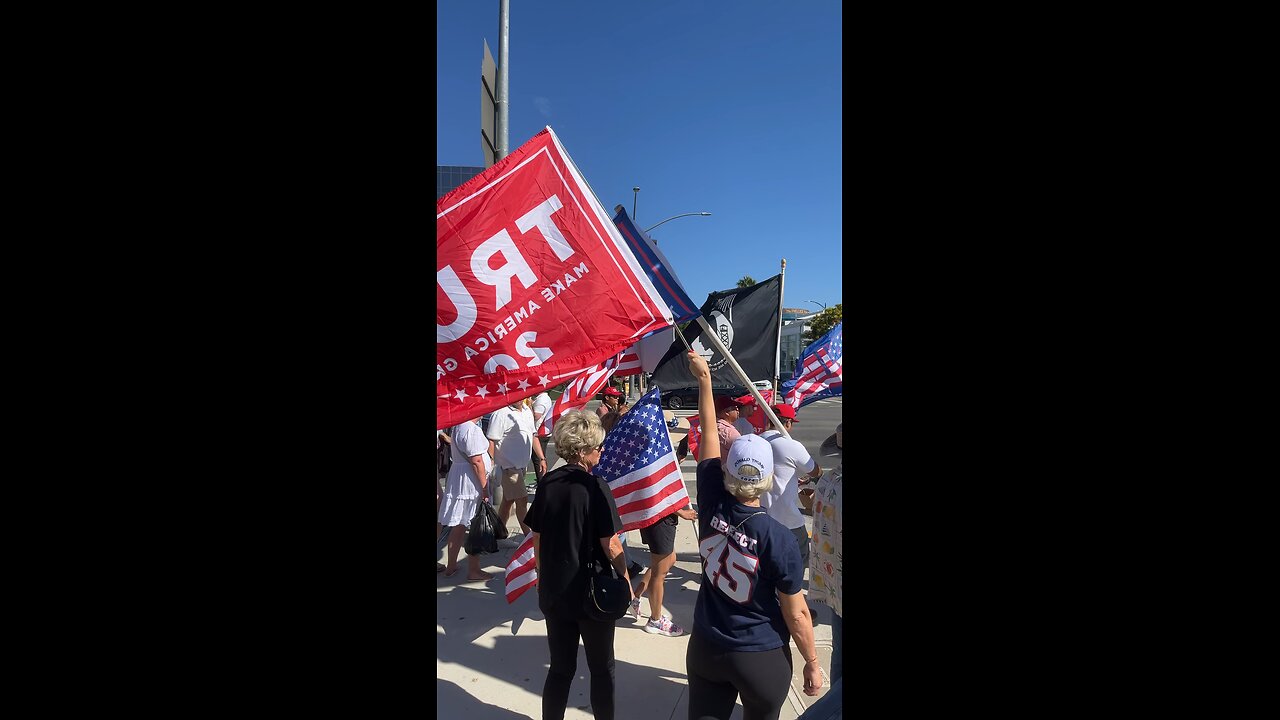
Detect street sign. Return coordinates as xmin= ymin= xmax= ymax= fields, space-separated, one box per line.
xmin=481 ymin=39 xmax=497 ymax=168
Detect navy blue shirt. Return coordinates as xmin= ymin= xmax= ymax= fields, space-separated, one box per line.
xmin=693 ymin=458 xmax=804 ymax=652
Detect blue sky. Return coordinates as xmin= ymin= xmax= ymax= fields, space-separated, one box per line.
xmin=437 ymin=1 xmax=842 ymax=311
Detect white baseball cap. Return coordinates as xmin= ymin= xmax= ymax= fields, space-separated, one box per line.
xmin=726 ymin=434 xmax=774 ymax=484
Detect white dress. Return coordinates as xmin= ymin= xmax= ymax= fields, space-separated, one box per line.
xmin=438 ymin=420 xmax=493 ymax=527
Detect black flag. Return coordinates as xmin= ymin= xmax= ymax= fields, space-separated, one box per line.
xmin=649 ymin=274 xmax=782 ymax=392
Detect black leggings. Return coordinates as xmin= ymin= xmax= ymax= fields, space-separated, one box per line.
xmin=543 ymin=610 xmax=617 ymax=720
xmin=686 ymin=632 xmax=793 ymax=720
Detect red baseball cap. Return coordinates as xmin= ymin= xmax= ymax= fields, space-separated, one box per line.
xmin=771 ymin=404 xmax=798 ymax=423
xmin=714 ymin=395 xmax=750 ymax=412
xmin=602 ymin=387 xmax=623 ymax=397
xmin=733 ymin=394 xmax=756 ymax=406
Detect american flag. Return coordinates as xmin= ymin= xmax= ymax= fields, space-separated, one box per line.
xmin=612 ymin=347 xmax=643 ymax=377
xmin=595 ymin=388 xmax=690 ymax=531
xmin=782 ymin=322 xmax=842 ymax=409
xmin=507 ymin=386 xmax=685 ymax=604
xmin=504 ymin=534 xmax=537 ymax=603
xmin=538 ymin=353 xmax=624 ymax=437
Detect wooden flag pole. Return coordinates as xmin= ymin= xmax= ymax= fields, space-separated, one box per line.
xmin=693 ymin=315 xmax=790 ymax=440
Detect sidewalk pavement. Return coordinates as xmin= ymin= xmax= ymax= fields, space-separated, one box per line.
xmin=437 ymin=462 xmax=835 ymax=720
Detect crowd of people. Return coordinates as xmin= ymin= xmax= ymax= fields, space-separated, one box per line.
xmin=436 ymin=354 xmax=843 ymax=720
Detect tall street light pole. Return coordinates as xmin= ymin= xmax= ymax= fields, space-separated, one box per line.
xmin=644 ymin=212 xmax=712 ymax=237
xmin=806 ymin=300 xmax=828 ymax=311
xmin=632 ymin=186 xmax=640 ymax=220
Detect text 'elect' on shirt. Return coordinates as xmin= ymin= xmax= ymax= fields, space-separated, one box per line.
xmin=692 ymin=458 xmax=804 ymax=653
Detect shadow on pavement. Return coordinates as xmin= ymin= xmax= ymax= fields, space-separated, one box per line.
xmin=438 ymin=563 xmax=541 ymax=645
xmin=437 ymin=619 xmax=693 ymax=718
xmin=615 ymin=556 xmax=704 ymax=629
xmin=438 ymin=678 xmax=534 ymax=720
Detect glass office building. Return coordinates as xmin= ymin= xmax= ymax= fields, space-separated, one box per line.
xmin=437 ymin=165 xmax=486 ymax=200
xmin=780 ymin=310 xmax=820 ymax=380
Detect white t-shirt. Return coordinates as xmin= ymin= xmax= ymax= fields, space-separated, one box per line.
xmin=531 ymin=392 xmax=553 ymax=437
xmin=447 ymin=420 xmax=492 ymax=499
xmin=486 ymin=405 xmax=536 ymax=470
xmin=758 ymin=429 xmax=815 ymax=530
xmin=733 ymin=417 xmax=756 ymax=436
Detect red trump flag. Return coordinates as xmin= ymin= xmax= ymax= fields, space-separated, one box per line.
xmin=437 ymin=127 xmax=679 ymax=427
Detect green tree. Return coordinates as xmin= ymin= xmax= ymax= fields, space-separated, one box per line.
xmin=737 ymin=275 xmax=756 ymax=288
xmin=803 ymin=303 xmax=842 ymax=344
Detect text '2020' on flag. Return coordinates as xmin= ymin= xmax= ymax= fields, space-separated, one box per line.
xmin=595 ymin=388 xmax=689 ymax=532
xmin=648 ymin=274 xmax=783 ymax=392
xmin=437 ymin=127 xmax=681 ymax=428
xmin=781 ymin=321 xmax=842 ymax=408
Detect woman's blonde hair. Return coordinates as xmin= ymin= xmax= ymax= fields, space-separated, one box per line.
xmin=553 ymin=409 xmax=605 ymax=463
xmin=722 ymin=469 xmax=775 ymax=501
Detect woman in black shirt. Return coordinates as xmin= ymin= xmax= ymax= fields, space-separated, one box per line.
xmin=525 ymin=409 xmax=632 ymax=720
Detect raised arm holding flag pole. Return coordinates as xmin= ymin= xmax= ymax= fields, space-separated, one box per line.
xmin=648 ymin=274 xmax=795 ymax=441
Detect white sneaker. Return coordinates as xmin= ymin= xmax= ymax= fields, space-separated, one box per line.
xmin=627 ymin=598 xmax=642 ymax=621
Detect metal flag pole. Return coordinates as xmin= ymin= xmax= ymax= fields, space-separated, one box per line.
xmin=673 ymin=324 xmax=694 ymax=352
xmin=775 ymin=258 xmax=786 ymax=396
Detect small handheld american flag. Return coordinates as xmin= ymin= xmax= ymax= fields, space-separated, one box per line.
xmin=595 ymin=388 xmax=690 ymax=532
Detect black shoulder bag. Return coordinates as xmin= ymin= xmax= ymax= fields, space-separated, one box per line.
xmin=437 ymin=439 xmax=453 ymax=477
xmin=580 ymin=486 xmax=630 ymax=622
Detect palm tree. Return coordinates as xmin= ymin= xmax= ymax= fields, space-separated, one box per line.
xmin=737 ymin=275 xmax=756 ymax=288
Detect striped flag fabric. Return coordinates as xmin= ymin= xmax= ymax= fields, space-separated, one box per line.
xmin=610 ymin=208 xmax=700 ymax=325
xmin=538 ymin=353 xmax=624 ymax=437
xmin=612 ymin=347 xmax=643 ymax=377
xmin=504 ymin=534 xmax=537 ymax=604
xmin=781 ymin=322 xmax=843 ymax=409
xmin=595 ymin=388 xmax=690 ymax=531
xmin=436 ymin=127 xmax=686 ymax=428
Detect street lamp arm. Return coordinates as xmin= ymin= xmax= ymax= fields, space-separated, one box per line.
xmin=644 ymin=212 xmax=711 ymax=233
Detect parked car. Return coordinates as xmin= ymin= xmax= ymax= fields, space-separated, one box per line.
xmin=657 ymin=380 xmax=769 ymax=410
